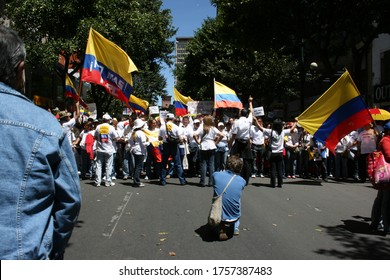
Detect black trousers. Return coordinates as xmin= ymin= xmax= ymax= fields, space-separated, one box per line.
xmin=231 ymin=140 xmax=253 ymax=184
xmin=270 ymin=152 xmax=284 ymax=187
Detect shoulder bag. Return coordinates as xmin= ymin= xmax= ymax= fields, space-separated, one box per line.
xmin=208 ymin=175 xmax=236 ymax=226
xmin=367 ymin=151 xmax=390 ymax=189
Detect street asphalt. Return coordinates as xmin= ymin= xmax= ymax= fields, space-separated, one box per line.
xmin=65 ymin=175 xmax=390 ymax=260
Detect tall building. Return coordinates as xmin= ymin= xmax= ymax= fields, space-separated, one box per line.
xmin=175 ymin=37 xmax=192 ymax=85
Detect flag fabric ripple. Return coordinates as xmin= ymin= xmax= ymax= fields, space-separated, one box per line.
xmin=296 ymin=70 xmax=373 ymax=152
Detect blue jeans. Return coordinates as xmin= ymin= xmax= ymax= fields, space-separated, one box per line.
xmin=133 ymin=154 xmax=145 ymax=186
xmin=200 ymin=149 xmax=216 ymax=186
xmin=123 ymin=150 xmax=134 ymax=177
xmin=80 ymin=148 xmax=92 ymax=178
xmin=95 ymin=151 xmax=114 ymax=185
xmin=160 ymin=142 xmax=186 ymax=185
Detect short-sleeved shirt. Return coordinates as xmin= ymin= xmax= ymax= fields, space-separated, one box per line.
xmin=212 ymin=170 xmax=246 ymax=222
xmin=195 ymin=125 xmax=220 ymax=151
xmin=94 ymin=123 xmax=118 ymax=154
xmin=231 ymin=116 xmax=253 ymax=140
xmin=263 ymin=128 xmax=291 ymax=153
xmin=159 ymin=121 xmax=181 ymax=143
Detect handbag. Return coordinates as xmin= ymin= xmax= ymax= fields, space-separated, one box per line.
xmin=367 ymin=151 xmax=390 ymax=189
xmin=208 ymin=175 xmax=236 ymax=226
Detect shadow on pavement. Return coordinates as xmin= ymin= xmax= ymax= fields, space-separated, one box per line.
xmin=195 ymin=224 xmax=220 ymax=242
xmin=315 ymin=216 xmax=390 ymax=259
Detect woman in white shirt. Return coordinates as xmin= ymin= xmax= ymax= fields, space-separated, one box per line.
xmin=194 ymin=115 xmax=223 ymax=187
xmin=130 ymin=119 xmax=149 ymax=187
xmin=255 ymin=118 xmax=296 ymax=188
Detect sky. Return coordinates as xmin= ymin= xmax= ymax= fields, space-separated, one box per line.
xmin=160 ymin=0 xmax=216 ymax=101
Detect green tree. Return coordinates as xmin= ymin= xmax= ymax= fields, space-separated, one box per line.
xmin=4 ymin=0 xmax=176 ymax=116
xmin=176 ymin=18 xmax=298 ymax=109
xmin=212 ymin=0 xmax=390 ymax=85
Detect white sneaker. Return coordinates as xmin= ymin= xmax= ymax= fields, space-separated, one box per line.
xmin=105 ymin=182 xmax=115 ymax=187
xmin=112 ymin=176 xmax=117 ymax=180
xmin=260 ymin=174 xmax=264 ymax=178
xmin=144 ymin=176 xmax=149 ymax=180
xmin=251 ymin=174 xmax=256 ymax=178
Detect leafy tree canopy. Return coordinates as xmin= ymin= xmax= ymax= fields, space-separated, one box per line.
xmin=3 ymin=0 xmax=176 ymax=115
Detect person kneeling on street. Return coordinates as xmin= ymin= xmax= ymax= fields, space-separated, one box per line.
xmin=212 ymin=155 xmax=247 ymax=241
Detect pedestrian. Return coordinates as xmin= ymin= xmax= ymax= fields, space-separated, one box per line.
xmin=370 ymin=121 xmax=390 ymax=234
xmin=186 ymin=118 xmax=201 ymax=178
xmin=357 ymin=123 xmax=378 ymax=183
xmin=215 ymin=122 xmax=229 ymax=171
xmin=122 ymin=116 xmax=136 ymax=180
xmin=212 ymin=155 xmax=247 ymax=240
xmin=159 ymin=113 xmax=187 ymax=186
xmin=255 ymin=118 xmax=297 ymax=188
xmin=194 ymin=115 xmax=224 ymax=187
xmin=312 ymin=137 xmax=329 ymax=182
xmin=74 ymin=121 xmax=95 ymax=180
xmin=129 ymin=118 xmax=149 ymax=187
xmin=143 ymin=117 xmax=162 ymax=180
xmin=0 ymin=25 xmax=81 ymax=259
xmin=94 ymin=113 xmax=119 ymax=187
xmin=228 ymin=96 xmax=255 ymax=185
xmin=334 ymin=135 xmax=349 ymax=181
xmin=250 ymin=116 xmax=265 ymax=178
xmin=284 ymin=122 xmax=299 ymax=179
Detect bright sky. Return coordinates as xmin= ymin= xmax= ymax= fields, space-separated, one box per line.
xmin=160 ymin=0 xmax=216 ymax=102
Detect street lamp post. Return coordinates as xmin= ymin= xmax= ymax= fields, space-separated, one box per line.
xmin=300 ymin=60 xmax=318 ymax=113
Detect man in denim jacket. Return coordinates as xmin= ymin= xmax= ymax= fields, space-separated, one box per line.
xmin=0 ymin=26 xmax=81 ymax=259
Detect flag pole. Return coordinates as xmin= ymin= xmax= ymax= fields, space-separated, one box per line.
xmin=213 ymin=78 xmax=216 ymax=109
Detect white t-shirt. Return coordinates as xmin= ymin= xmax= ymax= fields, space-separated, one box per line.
xmin=263 ymin=128 xmax=291 ymax=153
xmin=231 ymin=116 xmax=253 ymax=140
xmin=159 ymin=121 xmax=181 ymax=143
xmin=195 ymin=126 xmax=220 ymax=151
xmin=250 ymin=125 xmax=265 ymax=145
xmin=130 ymin=130 xmax=148 ymax=155
xmin=62 ymin=118 xmax=76 ymax=146
xmin=94 ymin=123 xmax=118 ymax=154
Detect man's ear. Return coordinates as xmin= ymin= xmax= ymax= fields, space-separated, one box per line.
xmin=15 ymin=60 xmax=25 ymax=93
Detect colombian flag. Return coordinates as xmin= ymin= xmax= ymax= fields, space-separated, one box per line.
xmin=214 ymin=81 xmax=243 ymax=109
xmin=174 ymin=88 xmax=193 ymax=116
xmin=65 ymin=74 xmax=88 ymax=109
xmin=81 ymin=28 xmax=137 ymax=107
xmin=129 ymin=94 xmax=149 ymax=114
xmin=296 ymin=70 xmax=373 ymax=153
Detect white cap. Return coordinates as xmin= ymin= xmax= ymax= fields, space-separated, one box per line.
xmin=218 ymin=122 xmax=224 ymax=127
xmin=133 ymin=119 xmax=145 ymax=129
xmin=193 ymin=119 xmax=200 ymax=124
xmin=166 ymin=113 xmax=175 ymax=120
xmin=102 ymin=113 xmax=112 ymax=120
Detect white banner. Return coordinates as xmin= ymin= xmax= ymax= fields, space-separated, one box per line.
xmin=149 ymin=106 xmax=159 ymax=115
xmin=253 ymin=106 xmax=264 ymax=117
xmin=187 ymin=101 xmax=214 ymax=115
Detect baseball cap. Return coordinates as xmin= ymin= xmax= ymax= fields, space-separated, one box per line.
xmin=166 ymin=113 xmax=175 ymax=120
xmin=102 ymin=113 xmax=112 ymax=120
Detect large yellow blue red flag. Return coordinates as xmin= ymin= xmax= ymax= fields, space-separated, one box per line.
xmin=296 ymin=70 xmax=373 ymax=152
xmin=174 ymin=88 xmax=193 ymax=116
xmin=129 ymin=94 xmax=149 ymax=115
xmin=81 ymin=28 xmax=137 ymax=106
xmin=65 ymin=74 xmax=88 ymax=109
xmin=214 ymin=80 xmax=243 ymax=109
